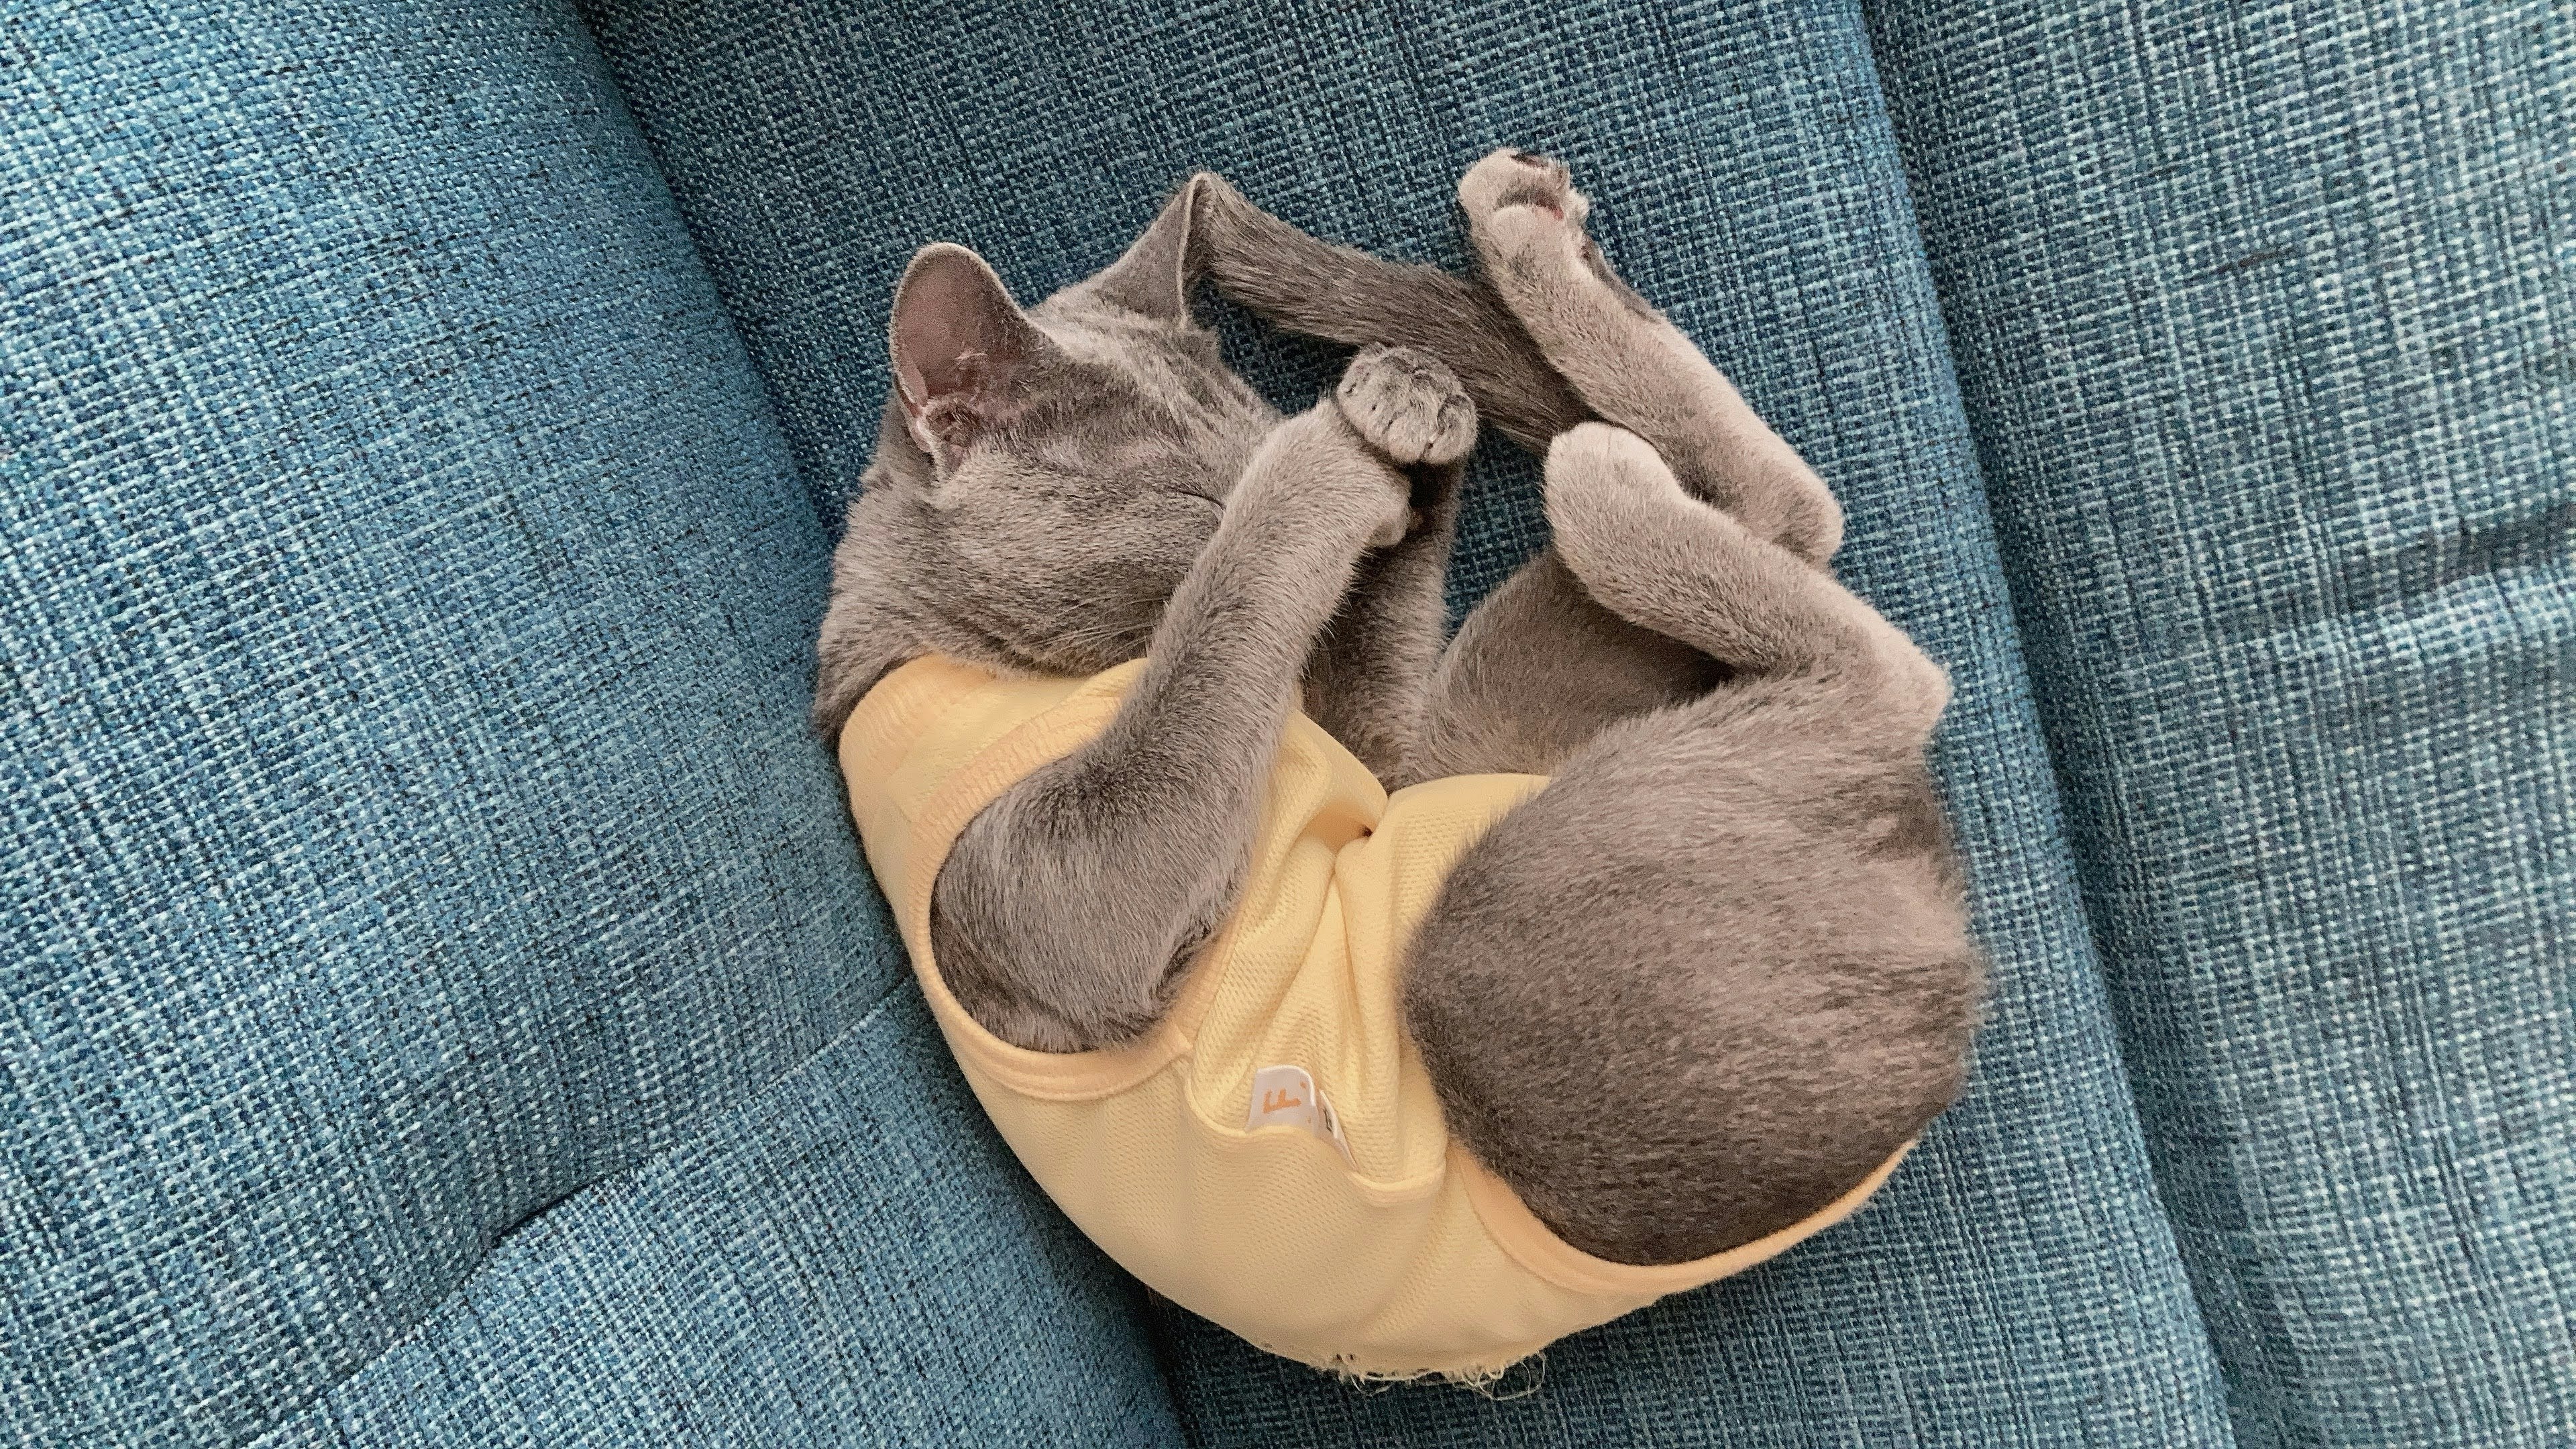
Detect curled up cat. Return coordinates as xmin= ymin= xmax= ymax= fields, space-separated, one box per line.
xmin=817 ymin=150 xmax=1985 ymax=1379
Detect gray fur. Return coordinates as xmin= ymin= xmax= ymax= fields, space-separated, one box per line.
xmin=817 ymin=153 xmax=1982 ymax=1267
xmin=816 ymin=178 xmax=1466 ymax=1051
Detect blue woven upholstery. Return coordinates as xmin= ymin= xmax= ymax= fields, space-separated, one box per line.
xmin=1 ymin=5 xmax=1175 ymax=1444
xmin=7 ymin=0 xmax=2566 ymax=1444
xmin=1868 ymin=1 xmax=2576 ymax=1440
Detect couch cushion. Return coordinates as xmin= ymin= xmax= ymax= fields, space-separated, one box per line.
xmin=0 ymin=3 xmax=1177 ymax=1443
xmin=247 ymin=994 xmax=1179 ymax=1448
xmin=579 ymin=0 xmax=2238 ymax=1441
xmin=1867 ymin=0 xmax=2576 ymax=1441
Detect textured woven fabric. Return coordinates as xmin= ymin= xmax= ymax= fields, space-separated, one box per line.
xmin=581 ymin=1 xmax=2240 ymax=1442
xmin=1866 ymin=1 xmax=2575 ymax=1444
xmin=248 ymin=994 xmax=1181 ymax=1448
xmin=1 ymin=4 xmax=1177 ymax=1445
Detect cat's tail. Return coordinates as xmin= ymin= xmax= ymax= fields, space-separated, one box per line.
xmin=1190 ymin=173 xmax=1589 ymax=452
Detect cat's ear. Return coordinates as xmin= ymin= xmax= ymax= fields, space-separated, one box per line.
xmin=1088 ymin=174 xmax=1210 ymax=321
xmin=890 ymin=243 xmax=1042 ymax=458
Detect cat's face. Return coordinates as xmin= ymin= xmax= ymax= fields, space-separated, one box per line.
xmin=869 ymin=180 xmax=1281 ymax=674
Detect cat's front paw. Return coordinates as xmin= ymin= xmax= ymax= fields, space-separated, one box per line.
xmin=1336 ymin=344 xmax=1477 ymax=469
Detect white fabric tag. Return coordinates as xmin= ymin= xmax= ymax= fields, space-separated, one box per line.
xmin=1247 ymin=1063 xmax=1354 ymax=1165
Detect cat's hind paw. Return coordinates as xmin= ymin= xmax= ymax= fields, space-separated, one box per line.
xmin=1336 ymin=344 xmax=1477 ymax=470
xmin=1459 ymin=148 xmax=1592 ymax=225
xmin=1542 ymin=423 xmax=1690 ymax=552
xmin=1458 ymin=148 xmax=1594 ymax=264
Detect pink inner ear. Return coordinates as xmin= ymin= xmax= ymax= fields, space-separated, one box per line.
xmin=893 ymin=249 xmax=1027 ymax=412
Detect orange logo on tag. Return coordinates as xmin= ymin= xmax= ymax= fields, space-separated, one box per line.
xmin=1246 ymin=1065 xmax=1354 ymax=1167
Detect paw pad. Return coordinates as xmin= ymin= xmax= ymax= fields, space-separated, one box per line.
xmin=1337 ymin=345 xmax=1477 ymax=469
xmin=1460 ymin=147 xmax=1591 ymax=244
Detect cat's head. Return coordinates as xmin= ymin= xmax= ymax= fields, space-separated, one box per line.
xmin=849 ymin=177 xmax=1280 ymax=680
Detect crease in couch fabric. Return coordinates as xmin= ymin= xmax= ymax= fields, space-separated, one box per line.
xmin=577 ymin=1 xmax=2241 ymax=1444
xmin=1 ymin=3 xmax=1180 ymax=1445
xmin=1866 ymin=1 xmax=2576 ymax=1443
xmin=246 ymin=990 xmax=1183 ymax=1448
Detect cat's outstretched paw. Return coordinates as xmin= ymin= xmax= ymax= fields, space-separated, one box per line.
xmin=1336 ymin=344 xmax=1477 ymax=470
xmin=1458 ymin=148 xmax=1595 ymax=270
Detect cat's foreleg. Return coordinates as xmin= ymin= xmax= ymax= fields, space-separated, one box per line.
xmin=929 ymin=398 xmax=1415 ymax=1052
xmin=1299 ymin=346 xmax=1474 ymax=786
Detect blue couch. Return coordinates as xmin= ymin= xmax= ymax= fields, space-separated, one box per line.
xmin=5 ymin=2 xmax=2567 ymax=1444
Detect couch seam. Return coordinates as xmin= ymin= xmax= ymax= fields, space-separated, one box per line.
xmin=566 ymin=3 xmax=851 ymax=546
xmin=1845 ymin=1 xmax=2241 ymax=1433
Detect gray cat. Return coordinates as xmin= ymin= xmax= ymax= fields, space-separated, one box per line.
xmin=814 ymin=150 xmax=1983 ymax=1267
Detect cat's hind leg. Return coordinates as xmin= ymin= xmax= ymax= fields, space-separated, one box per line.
xmin=1542 ymin=421 xmax=1947 ymax=737
xmin=1405 ymin=550 xmax=1719 ymax=782
xmin=1458 ymin=150 xmax=1845 ymax=568
xmin=1409 ymin=415 xmax=1940 ymax=780
xmin=1399 ymin=423 xmax=1974 ymax=1266
xmin=1412 ymin=152 xmax=1898 ymax=776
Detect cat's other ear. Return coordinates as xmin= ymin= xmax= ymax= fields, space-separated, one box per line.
xmin=890 ymin=243 xmax=1042 ymax=458
xmin=1088 ymin=174 xmax=1210 ymax=321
